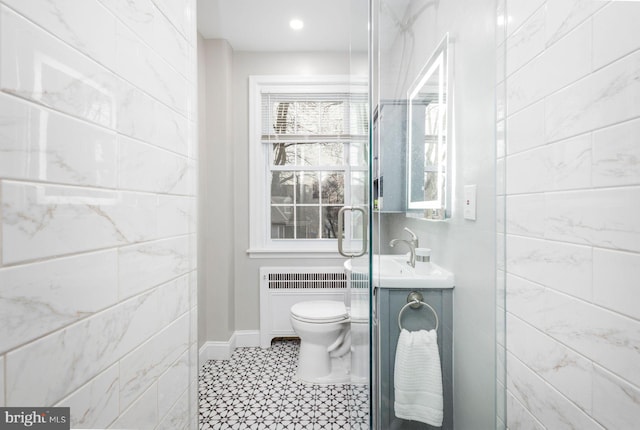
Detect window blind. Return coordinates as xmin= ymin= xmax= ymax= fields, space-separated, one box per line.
xmin=261 ymin=92 xmax=368 ymax=142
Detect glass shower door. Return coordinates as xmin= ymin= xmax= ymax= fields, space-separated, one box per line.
xmin=337 ymin=115 xmax=370 ymax=429
xmin=338 ymin=79 xmax=372 ymax=430
xmin=343 ymin=1 xmax=372 ymax=428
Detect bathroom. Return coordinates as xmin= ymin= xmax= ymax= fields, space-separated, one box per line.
xmin=0 ymin=0 xmax=638 ymax=429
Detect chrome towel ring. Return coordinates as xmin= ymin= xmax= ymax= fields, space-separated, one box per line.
xmin=397 ymin=292 xmax=439 ymax=332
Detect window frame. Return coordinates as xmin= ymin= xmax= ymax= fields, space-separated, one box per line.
xmin=248 ymin=75 xmax=367 ymax=258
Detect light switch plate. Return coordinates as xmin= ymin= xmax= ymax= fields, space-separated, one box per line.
xmin=464 ymin=185 xmax=477 ymax=220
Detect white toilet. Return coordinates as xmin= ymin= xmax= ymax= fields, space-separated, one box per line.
xmin=290 ymin=300 xmax=351 ymax=384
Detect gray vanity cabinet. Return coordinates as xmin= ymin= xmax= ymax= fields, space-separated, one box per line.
xmin=373 ymin=287 xmax=454 ymax=430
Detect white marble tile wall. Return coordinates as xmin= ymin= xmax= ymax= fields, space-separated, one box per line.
xmin=119 ymin=313 xmax=190 ymax=410
xmin=116 ymin=24 xmax=189 ymax=116
xmin=156 ymin=389 xmax=190 ymax=430
xmin=157 ymin=349 xmax=190 ymax=412
xmin=0 ymin=93 xmax=118 ymax=188
xmin=0 ymin=0 xmax=197 ymax=429
xmin=153 ymin=0 xmax=193 ymax=42
xmin=503 ymin=1 xmax=640 ymax=428
xmin=592 ymin=117 xmax=640 ymax=187
xmin=118 ymin=135 xmax=191 ymax=194
xmin=507 ymin=352 xmax=605 ymax=429
xmin=0 ymin=7 xmax=119 ymax=128
xmin=506 ymin=391 xmax=545 ymax=430
xmin=0 ymin=250 xmax=119 ymax=352
xmin=109 ymin=384 xmax=159 ymax=430
xmin=1 ymin=0 xmax=118 ymax=70
xmin=55 ymin=364 xmax=120 ymax=429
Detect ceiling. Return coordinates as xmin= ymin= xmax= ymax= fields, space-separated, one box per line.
xmin=197 ymin=0 xmax=368 ymax=52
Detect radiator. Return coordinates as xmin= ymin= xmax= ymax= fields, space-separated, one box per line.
xmin=259 ymin=266 xmax=347 ymax=348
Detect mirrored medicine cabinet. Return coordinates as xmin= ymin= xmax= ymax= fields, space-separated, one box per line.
xmin=373 ymin=34 xmax=451 ymax=220
xmin=407 ymin=34 xmax=451 ymax=220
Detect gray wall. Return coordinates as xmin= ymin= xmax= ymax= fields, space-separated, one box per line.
xmin=198 ymin=38 xmax=236 ymax=345
xmin=376 ymin=0 xmax=497 ymax=428
xmin=232 ymin=51 xmax=368 ymax=332
xmin=198 ymin=47 xmax=368 ymax=341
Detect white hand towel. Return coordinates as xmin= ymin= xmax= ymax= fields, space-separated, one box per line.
xmin=394 ymin=328 xmax=443 ymax=427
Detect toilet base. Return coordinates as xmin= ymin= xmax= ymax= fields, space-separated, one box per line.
xmin=295 ymin=348 xmax=351 ymax=384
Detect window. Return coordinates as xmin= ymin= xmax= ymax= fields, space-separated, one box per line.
xmin=249 ymin=76 xmax=368 ymax=256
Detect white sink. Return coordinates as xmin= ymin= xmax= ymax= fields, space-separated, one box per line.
xmin=344 ymin=254 xmax=455 ymax=289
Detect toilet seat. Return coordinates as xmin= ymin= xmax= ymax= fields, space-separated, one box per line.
xmin=290 ymin=300 xmax=348 ymax=324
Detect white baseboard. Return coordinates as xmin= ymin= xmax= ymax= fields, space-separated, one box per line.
xmin=199 ymin=330 xmax=260 ymax=365
xmin=235 ymin=330 xmax=260 ymax=347
xmin=199 ymin=340 xmax=233 ymax=362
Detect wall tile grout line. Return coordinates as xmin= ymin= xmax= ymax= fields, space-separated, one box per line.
xmin=0 ymin=282 xmax=192 ymax=363
xmin=0 ymin=89 xmax=195 ymax=159
xmin=1 ymin=0 xmax=193 ymax=84
xmin=0 ymin=230 xmax=195 ymax=269
xmin=505 ymin=309 xmax=640 ymax=395
xmin=0 ymin=3 xmax=193 ymax=121
xmin=505 ymin=47 xmax=640 ymax=120
xmin=505 ymin=270 xmax=640 ymax=323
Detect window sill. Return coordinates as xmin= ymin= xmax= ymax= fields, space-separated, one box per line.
xmin=246 ymin=248 xmax=346 ymax=259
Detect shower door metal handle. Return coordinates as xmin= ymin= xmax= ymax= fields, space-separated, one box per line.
xmin=337 ymin=206 xmax=368 ymax=258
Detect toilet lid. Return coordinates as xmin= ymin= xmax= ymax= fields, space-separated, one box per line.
xmin=290 ymin=300 xmax=348 ymax=323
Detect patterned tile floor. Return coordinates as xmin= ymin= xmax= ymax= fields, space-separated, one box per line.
xmin=199 ymin=339 xmax=369 ymax=430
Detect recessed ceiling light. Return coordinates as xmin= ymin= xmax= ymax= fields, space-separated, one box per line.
xmin=289 ymin=19 xmax=304 ymax=30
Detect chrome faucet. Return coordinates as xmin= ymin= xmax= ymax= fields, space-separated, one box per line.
xmin=389 ymin=227 xmax=419 ymax=267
